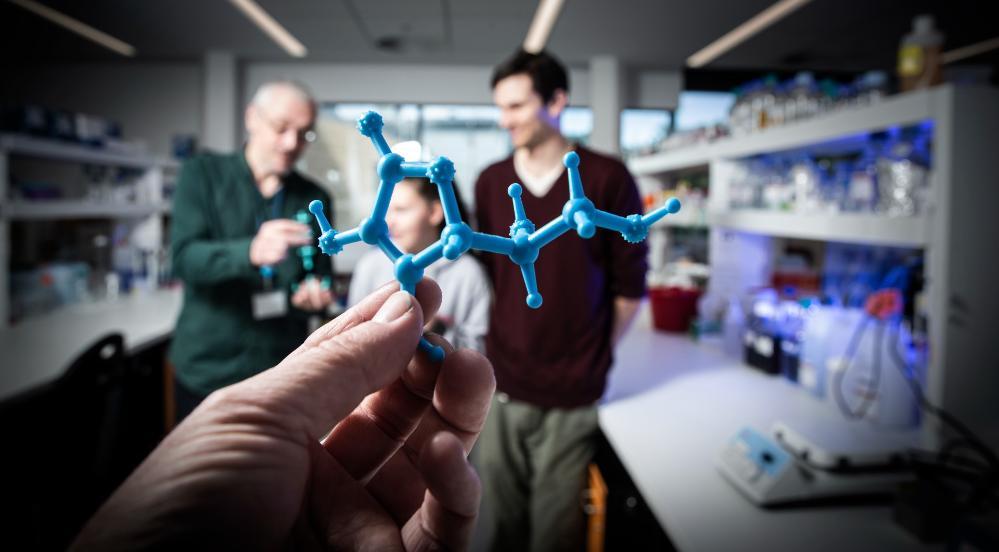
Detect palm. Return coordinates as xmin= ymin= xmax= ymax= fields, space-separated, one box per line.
xmin=74 ymin=281 xmax=494 ymax=551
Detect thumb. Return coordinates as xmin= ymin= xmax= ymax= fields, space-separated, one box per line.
xmin=238 ymin=290 xmax=426 ymax=439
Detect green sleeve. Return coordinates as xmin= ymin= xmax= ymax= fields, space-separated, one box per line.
xmin=171 ymin=159 xmax=255 ymax=285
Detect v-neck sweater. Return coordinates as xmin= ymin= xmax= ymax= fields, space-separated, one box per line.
xmin=474 ymin=146 xmax=647 ymax=408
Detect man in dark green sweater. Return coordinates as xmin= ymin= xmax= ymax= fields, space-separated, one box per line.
xmin=169 ymin=81 xmax=334 ymax=420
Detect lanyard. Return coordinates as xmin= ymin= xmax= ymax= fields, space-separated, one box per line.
xmin=257 ymin=187 xmax=286 ymax=289
xmin=257 ymin=187 xmax=285 ymax=225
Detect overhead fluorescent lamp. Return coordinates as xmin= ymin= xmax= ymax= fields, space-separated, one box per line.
xmin=687 ymin=0 xmax=812 ymax=68
xmin=9 ymin=0 xmax=136 ymax=57
xmin=229 ymin=0 xmax=308 ymax=58
xmin=942 ymin=36 xmax=999 ymax=64
xmin=523 ymin=0 xmax=566 ymax=54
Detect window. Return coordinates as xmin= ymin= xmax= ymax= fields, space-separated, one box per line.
xmin=620 ymin=109 xmax=673 ymax=157
xmin=561 ymin=107 xmax=593 ymax=145
xmin=674 ymin=91 xmax=735 ymax=132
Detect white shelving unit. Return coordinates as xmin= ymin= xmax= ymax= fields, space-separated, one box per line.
xmin=628 ymin=84 xmax=999 ymax=451
xmin=708 ymin=210 xmax=929 ymax=247
xmin=629 ymin=85 xmax=937 ymax=175
xmin=3 ymin=200 xmax=171 ymax=220
xmin=0 ymin=134 xmax=178 ymax=171
xmin=0 ymin=133 xmax=177 ymax=328
xmin=657 ymin=205 xmax=709 ymax=229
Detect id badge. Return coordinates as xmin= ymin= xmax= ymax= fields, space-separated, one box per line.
xmin=252 ymin=290 xmax=288 ymax=320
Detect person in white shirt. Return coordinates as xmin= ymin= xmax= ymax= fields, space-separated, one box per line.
xmin=348 ymin=177 xmax=491 ymax=352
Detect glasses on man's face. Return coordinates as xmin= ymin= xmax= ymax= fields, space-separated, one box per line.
xmin=257 ymin=107 xmax=317 ymax=144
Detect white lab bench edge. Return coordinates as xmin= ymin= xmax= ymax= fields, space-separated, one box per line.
xmin=599 ymin=300 xmax=935 ymax=552
xmin=0 ymin=287 xmax=182 ymax=402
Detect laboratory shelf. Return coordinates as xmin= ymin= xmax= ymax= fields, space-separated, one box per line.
xmin=628 ymin=85 xmax=937 ymax=177
xmin=3 ymin=200 xmax=170 ymax=220
xmin=709 ymin=210 xmax=928 ymax=248
xmin=1 ymin=134 xmax=174 ymax=329
xmin=0 ymin=133 xmax=177 ymax=170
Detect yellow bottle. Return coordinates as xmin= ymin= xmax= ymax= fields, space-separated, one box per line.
xmin=897 ymin=15 xmax=944 ymax=92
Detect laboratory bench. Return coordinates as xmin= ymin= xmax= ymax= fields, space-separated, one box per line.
xmin=599 ymin=300 xmax=939 ymax=552
xmin=0 ymin=288 xmax=182 ymax=549
xmin=0 ymin=291 xmax=951 ymax=550
xmin=0 ymin=287 xmax=182 ymax=402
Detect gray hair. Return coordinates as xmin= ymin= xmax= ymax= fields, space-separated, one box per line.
xmin=250 ymin=80 xmax=316 ymax=110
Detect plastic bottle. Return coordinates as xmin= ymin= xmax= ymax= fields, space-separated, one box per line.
xmin=734 ymin=81 xmax=749 ymax=133
xmin=761 ymin=75 xmax=783 ymax=128
xmin=786 ymin=72 xmax=819 ymax=123
xmin=871 ymin=321 xmax=919 ymax=428
xmin=761 ymin=156 xmax=784 ymax=211
xmin=777 ymin=299 xmax=805 ymax=382
xmin=824 ymin=160 xmax=850 ymax=213
xmin=728 ymin=161 xmax=749 ymax=209
xmin=729 ymin=85 xmax=751 ymax=136
xmin=854 ymin=71 xmax=889 ymax=106
xmin=112 ymin=234 xmax=135 ymax=294
xmin=830 ymin=317 xmax=919 ymax=428
xmin=727 ymin=86 xmax=744 ymax=135
xmin=755 ymin=78 xmax=776 ymax=132
xmin=722 ymin=297 xmax=745 ymax=359
xmin=897 ymin=15 xmax=944 ymax=92
xmin=877 ymin=130 xmax=929 ymax=217
xmin=818 ymin=307 xmax=866 ymax=402
xmin=790 ymin=155 xmax=822 ymax=213
xmin=846 ymin=142 xmax=879 ymax=213
xmin=744 ymin=289 xmax=781 ymax=373
xmin=745 ymin=157 xmax=770 ymax=209
xmin=840 ymin=83 xmax=858 ymax=110
xmin=747 ymin=80 xmax=766 ymax=132
xmin=798 ymin=304 xmax=831 ymax=398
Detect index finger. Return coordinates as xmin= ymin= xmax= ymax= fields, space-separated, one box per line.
xmin=230 ymin=290 xmax=426 ymax=440
xmin=278 ymin=224 xmax=313 ymax=245
xmin=287 ymin=278 xmax=442 ymax=362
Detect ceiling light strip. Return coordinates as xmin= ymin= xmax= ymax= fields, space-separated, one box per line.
xmin=686 ymin=0 xmax=812 ymax=68
xmin=9 ymin=0 xmax=136 ymax=57
xmin=942 ymin=36 xmax=999 ymax=64
xmin=229 ymin=0 xmax=308 ymax=58
xmin=523 ymin=0 xmax=566 ymax=54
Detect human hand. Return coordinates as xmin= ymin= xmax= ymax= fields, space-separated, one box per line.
xmin=73 ymin=279 xmax=496 ymax=551
xmin=291 ymin=276 xmax=334 ymax=311
xmin=249 ymin=219 xmax=312 ymax=266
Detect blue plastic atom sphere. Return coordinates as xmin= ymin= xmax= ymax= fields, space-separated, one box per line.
xmin=309 ymin=111 xmax=681 ymax=362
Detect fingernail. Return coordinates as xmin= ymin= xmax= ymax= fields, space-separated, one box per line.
xmin=373 ymin=292 xmax=414 ymax=323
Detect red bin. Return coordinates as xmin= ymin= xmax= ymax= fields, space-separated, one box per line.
xmin=648 ymin=287 xmax=702 ymax=333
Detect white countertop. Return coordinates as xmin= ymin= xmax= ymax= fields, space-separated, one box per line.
xmin=0 ymin=288 xmax=182 ymax=401
xmin=600 ymin=301 xmax=932 ymax=552
xmin=0 ymin=292 xmax=938 ymax=550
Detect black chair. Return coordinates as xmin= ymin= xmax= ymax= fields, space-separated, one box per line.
xmin=0 ymin=333 xmax=128 ymax=550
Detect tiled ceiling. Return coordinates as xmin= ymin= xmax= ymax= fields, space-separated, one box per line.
xmin=1 ymin=0 xmax=996 ymax=76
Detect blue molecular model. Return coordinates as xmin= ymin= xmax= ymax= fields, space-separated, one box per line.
xmin=308 ymin=111 xmax=681 ymax=361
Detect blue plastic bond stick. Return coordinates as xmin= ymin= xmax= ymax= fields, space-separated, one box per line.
xmin=308 ymin=111 xmax=681 ymax=362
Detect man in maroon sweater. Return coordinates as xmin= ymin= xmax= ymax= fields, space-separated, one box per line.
xmin=474 ymin=49 xmax=647 ymax=551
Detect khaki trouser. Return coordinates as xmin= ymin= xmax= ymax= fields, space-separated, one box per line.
xmin=475 ymin=392 xmax=599 ymax=552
